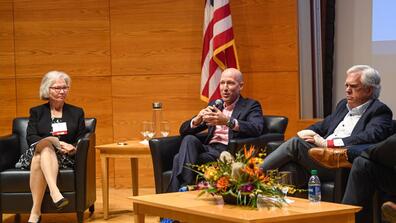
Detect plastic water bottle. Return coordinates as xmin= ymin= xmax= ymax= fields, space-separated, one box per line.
xmin=308 ymin=169 xmax=321 ymax=202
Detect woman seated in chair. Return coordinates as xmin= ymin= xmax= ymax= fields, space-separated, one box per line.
xmin=15 ymin=71 xmax=86 ymax=223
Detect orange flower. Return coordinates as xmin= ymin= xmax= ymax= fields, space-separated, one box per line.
xmin=192 ymin=145 xmax=293 ymax=208
xmin=243 ymin=145 xmax=255 ymax=159
xmin=244 ymin=145 xmax=258 ymax=169
xmin=216 ymin=176 xmax=230 ymax=191
xmin=243 ymin=160 xmax=268 ymax=182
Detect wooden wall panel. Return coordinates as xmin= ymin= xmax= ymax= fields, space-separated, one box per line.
xmin=68 ymin=76 xmax=114 ymax=145
xmin=15 ymin=77 xmax=42 ymax=116
xmin=112 ymin=74 xmax=206 ymax=187
xmin=112 ymin=74 xmax=205 ymax=140
xmin=13 ymin=0 xmax=110 ymax=77
xmin=244 ymin=71 xmax=300 ymax=138
xmin=110 ymin=0 xmax=203 ymax=75
xmin=297 ymin=119 xmax=321 ymax=132
xmin=0 ymin=0 xmax=15 ymax=79
xmin=2 ymin=0 xmax=300 ymax=189
xmin=231 ymin=0 xmax=298 ymax=72
xmin=0 ymin=79 xmax=16 ymax=135
xmin=0 ymin=1 xmax=16 ymax=135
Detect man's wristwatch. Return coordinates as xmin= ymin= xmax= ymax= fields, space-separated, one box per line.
xmin=226 ymin=118 xmax=236 ymax=129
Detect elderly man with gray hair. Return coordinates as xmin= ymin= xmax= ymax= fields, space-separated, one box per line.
xmin=261 ymin=65 xmax=393 ymax=188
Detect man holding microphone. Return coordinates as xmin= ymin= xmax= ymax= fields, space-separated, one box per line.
xmin=167 ymin=68 xmax=264 ymax=192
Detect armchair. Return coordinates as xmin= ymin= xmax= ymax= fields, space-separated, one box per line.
xmin=149 ymin=115 xmax=288 ymax=194
xmin=0 ymin=117 xmax=96 ymax=223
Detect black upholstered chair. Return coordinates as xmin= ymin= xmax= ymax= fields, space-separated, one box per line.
xmin=0 ymin=117 xmax=96 ymax=223
xmin=149 ymin=115 xmax=288 ymax=194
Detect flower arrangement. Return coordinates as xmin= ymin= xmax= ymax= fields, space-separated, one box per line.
xmin=188 ymin=146 xmax=296 ymax=208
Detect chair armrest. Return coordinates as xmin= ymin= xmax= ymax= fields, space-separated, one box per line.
xmin=75 ymin=132 xmax=96 ymax=210
xmin=0 ymin=134 xmax=20 ymax=171
xmin=266 ymin=140 xmax=285 ymax=154
xmin=228 ymin=133 xmax=285 ymax=155
xmin=149 ymin=136 xmax=183 ymax=193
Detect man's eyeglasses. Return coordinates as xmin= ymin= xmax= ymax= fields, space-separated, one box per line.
xmin=49 ymin=86 xmax=69 ymax=92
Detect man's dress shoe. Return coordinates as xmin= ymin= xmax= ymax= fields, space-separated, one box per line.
xmin=308 ymin=147 xmax=352 ymax=168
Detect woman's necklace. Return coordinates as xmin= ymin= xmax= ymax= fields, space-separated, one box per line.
xmin=50 ymin=107 xmax=63 ymax=119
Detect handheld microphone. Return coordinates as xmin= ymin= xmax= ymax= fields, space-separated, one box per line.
xmin=214 ymin=99 xmax=223 ymax=111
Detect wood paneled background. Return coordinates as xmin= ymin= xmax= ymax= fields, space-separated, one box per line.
xmin=0 ymin=0 xmax=301 ymax=189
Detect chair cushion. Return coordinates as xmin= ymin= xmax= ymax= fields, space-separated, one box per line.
xmin=0 ymin=168 xmax=75 ymax=193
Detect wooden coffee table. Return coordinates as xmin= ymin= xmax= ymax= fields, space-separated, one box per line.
xmin=96 ymin=140 xmax=150 ymax=219
xmin=131 ymin=191 xmax=361 ymax=223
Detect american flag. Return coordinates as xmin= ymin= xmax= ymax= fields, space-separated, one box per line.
xmin=200 ymin=0 xmax=239 ymax=102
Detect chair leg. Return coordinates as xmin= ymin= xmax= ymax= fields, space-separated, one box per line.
xmin=89 ymin=204 xmax=95 ymax=214
xmin=77 ymin=211 xmax=84 ymax=223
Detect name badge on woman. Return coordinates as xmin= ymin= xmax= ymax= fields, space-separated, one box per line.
xmin=52 ymin=122 xmax=68 ymax=136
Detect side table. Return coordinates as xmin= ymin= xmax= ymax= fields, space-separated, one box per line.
xmin=96 ymin=140 xmax=150 ymax=219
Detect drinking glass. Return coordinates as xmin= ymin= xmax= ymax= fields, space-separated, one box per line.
xmin=141 ymin=121 xmax=155 ymax=143
xmin=160 ymin=121 xmax=170 ymax=137
xmin=279 ymin=171 xmax=293 ymax=198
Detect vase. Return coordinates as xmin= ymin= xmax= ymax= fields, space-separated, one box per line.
xmin=221 ymin=193 xmax=252 ymax=205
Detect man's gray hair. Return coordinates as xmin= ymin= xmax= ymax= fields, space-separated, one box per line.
xmin=39 ymin=71 xmax=71 ymax=100
xmin=347 ymin=65 xmax=381 ymax=99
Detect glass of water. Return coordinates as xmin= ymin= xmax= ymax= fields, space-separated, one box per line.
xmin=160 ymin=121 xmax=170 ymax=137
xmin=141 ymin=121 xmax=155 ymax=142
xmin=279 ymin=171 xmax=293 ymax=198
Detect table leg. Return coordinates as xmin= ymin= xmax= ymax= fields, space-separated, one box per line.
xmin=133 ymin=203 xmax=145 ymax=223
xmin=131 ymin=158 xmax=139 ymax=196
xmin=101 ymin=156 xmax=109 ymax=219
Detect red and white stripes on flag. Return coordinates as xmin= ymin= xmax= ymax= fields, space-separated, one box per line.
xmin=200 ymin=0 xmax=239 ymax=102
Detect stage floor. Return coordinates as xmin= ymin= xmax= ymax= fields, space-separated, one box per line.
xmin=1 ymin=187 xmax=159 ymax=223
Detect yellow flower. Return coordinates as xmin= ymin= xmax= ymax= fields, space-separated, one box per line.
xmin=204 ymin=166 xmax=218 ymax=181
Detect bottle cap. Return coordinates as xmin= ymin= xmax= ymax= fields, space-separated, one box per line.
xmin=311 ymin=169 xmax=318 ymax=175
xmin=152 ymin=102 xmax=162 ymax=109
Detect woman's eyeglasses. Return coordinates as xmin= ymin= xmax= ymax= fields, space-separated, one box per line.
xmin=49 ymin=86 xmax=69 ymax=92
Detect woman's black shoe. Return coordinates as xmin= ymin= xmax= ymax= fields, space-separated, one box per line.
xmin=28 ymin=215 xmax=41 ymax=223
xmin=54 ymin=197 xmax=69 ymax=210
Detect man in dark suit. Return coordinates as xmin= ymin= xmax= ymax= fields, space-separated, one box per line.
xmin=342 ymin=134 xmax=396 ymax=223
xmin=261 ymin=65 xmax=393 ymax=187
xmin=167 ymin=68 xmax=264 ymax=192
